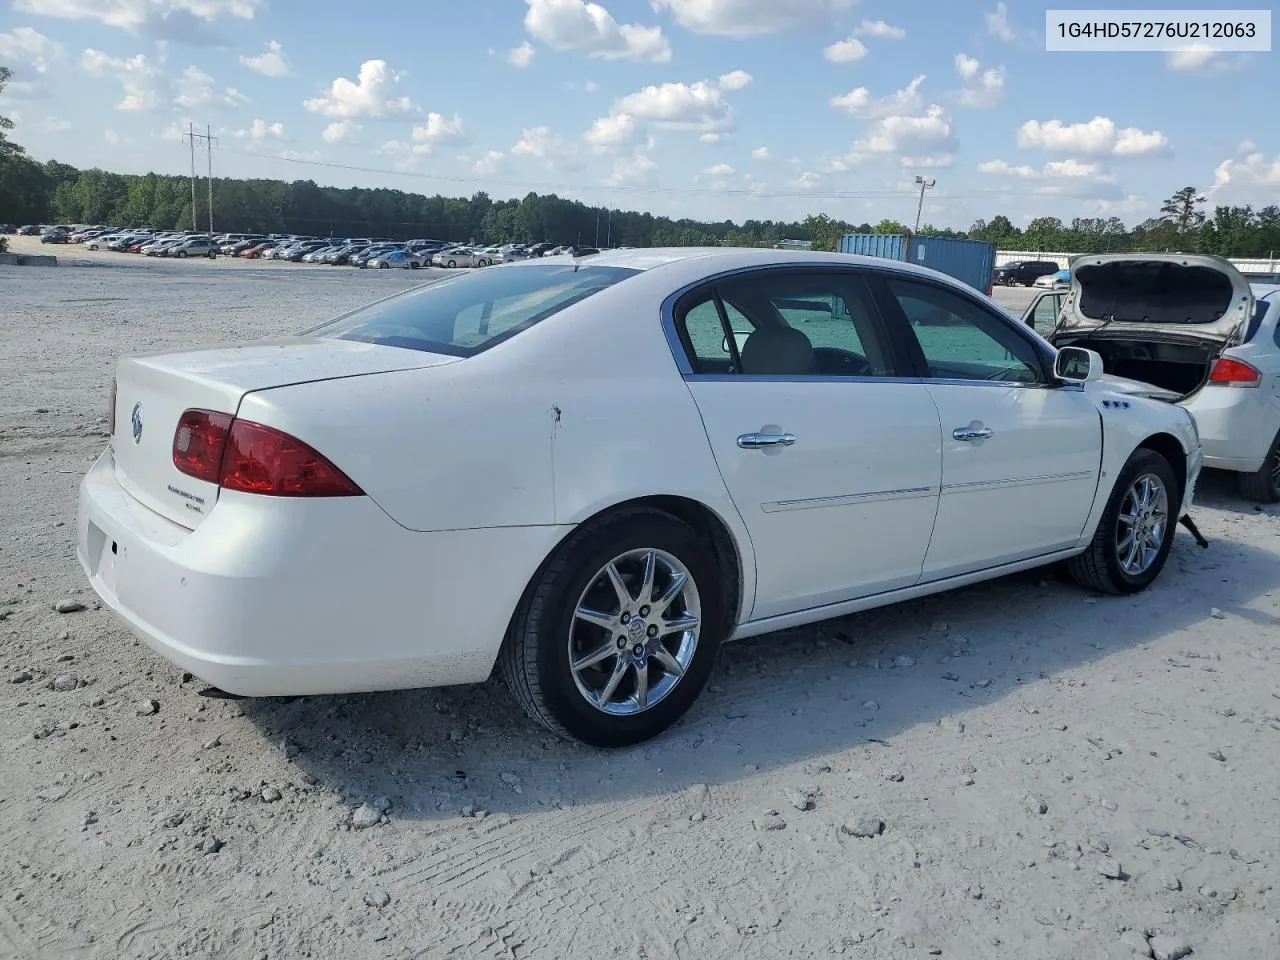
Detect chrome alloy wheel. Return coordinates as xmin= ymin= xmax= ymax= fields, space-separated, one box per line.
xmin=1116 ymin=473 xmax=1169 ymax=576
xmin=568 ymin=548 xmax=701 ymax=716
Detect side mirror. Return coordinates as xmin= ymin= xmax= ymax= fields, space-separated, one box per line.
xmin=1054 ymin=346 xmax=1104 ymax=383
xmin=721 ymin=331 xmax=751 ymax=355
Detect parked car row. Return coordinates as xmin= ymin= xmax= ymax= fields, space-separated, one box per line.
xmin=22 ymin=223 xmax=611 ymax=270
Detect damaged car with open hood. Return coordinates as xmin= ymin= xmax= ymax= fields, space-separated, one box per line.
xmin=1038 ymin=253 xmax=1280 ymax=503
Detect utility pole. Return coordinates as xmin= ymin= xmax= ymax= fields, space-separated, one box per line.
xmin=913 ymin=175 xmax=936 ymax=234
xmin=595 ymin=208 xmax=600 ymax=247
xmin=607 ymin=208 xmax=612 ymax=248
xmin=182 ymin=125 xmax=219 ymax=252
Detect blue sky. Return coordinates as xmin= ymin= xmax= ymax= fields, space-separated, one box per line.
xmin=0 ymin=0 xmax=1274 ymax=229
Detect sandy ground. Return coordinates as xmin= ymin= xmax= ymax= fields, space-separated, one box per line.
xmin=2 ymin=237 xmax=1279 ymax=960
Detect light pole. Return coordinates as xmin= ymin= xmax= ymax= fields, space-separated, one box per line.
xmin=913 ymin=175 xmax=935 ymax=234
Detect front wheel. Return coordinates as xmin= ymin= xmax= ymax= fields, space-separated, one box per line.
xmin=1238 ymin=429 xmax=1280 ymax=503
xmin=447 ymin=260 xmax=456 ymax=268
xmin=499 ymin=509 xmax=724 ymax=747
xmin=378 ymin=261 xmax=389 ymax=269
xmin=175 ymin=250 xmax=187 ymax=258
xmin=1067 ymin=447 xmax=1181 ymax=595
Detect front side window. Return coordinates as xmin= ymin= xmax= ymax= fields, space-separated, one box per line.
xmin=307 ymin=263 xmax=639 ymax=356
xmin=675 ymin=269 xmax=899 ymax=377
xmin=883 ymin=276 xmax=1043 ymax=383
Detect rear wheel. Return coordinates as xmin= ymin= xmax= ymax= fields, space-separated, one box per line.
xmin=447 ymin=259 xmax=456 ymax=268
xmin=1238 ymin=429 xmax=1280 ymax=503
xmin=499 ymin=509 xmax=724 ymax=747
xmin=1067 ymin=448 xmax=1181 ymax=595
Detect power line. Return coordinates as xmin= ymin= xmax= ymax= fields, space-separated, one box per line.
xmin=216 ymin=144 xmax=1060 ymax=203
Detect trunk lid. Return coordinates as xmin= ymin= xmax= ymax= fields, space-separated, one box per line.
xmin=1053 ymin=253 xmax=1254 ymax=348
xmin=109 ymin=337 xmax=459 ymax=529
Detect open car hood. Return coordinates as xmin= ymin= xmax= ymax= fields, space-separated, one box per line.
xmin=1054 ymin=253 xmax=1253 ymax=347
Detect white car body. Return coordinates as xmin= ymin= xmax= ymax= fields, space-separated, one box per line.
xmin=1041 ymin=254 xmax=1280 ymax=500
xmin=77 ymin=248 xmax=1202 ymax=743
xmin=433 ymin=248 xmax=488 ymax=268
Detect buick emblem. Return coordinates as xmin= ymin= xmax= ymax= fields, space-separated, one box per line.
xmin=131 ymin=402 xmax=143 ymax=444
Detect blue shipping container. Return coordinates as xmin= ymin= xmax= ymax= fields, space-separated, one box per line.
xmin=906 ymin=235 xmax=996 ymax=294
xmin=838 ymin=232 xmax=997 ymax=294
xmin=839 ymin=233 xmax=907 ymax=260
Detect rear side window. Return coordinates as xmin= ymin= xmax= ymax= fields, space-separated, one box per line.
xmin=306 ymin=264 xmax=639 ymax=356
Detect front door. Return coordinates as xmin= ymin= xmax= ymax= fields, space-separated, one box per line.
xmin=674 ymin=267 xmax=943 ymax=621
xmin=874 ymin=274 xmax=1103 ymax=581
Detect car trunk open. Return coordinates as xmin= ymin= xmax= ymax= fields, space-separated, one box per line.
xmin=1049 ymin=253 xmax=1254 ymax=401
xmin=109 ymin=337 xmax=460 ymax=530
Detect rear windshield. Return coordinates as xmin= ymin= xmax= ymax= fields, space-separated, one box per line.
xmin=305 ymin=263 xmax=640 ymax=356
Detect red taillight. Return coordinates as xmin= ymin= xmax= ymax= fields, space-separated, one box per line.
xmin=1207 ymin=357 xmax=1261 ymax=387
xmin=173 ymin=409 xmax=233 ymax=483
xmin=172 ymin=409 xmax=362 ymax=496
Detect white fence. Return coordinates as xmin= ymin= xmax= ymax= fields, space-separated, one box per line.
xmin=996 ymin=250 xmax=1280 ymax=274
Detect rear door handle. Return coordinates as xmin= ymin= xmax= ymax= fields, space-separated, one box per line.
xmin=952 ymin=425 xmax=993 ymax=441
xmin=737 ymin=432 xmax=796 ymax=449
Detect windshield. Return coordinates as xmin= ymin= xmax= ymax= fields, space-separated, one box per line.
xmin=305 ymin=263 xmax=640 ymax=356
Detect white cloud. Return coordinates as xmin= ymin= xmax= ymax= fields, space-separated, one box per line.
xmin=614 ymin=79 xmax=733 ymax=132
xmin=609 ymin=151 xmax=657 ymax=185
xmin=704 ymin=162 xmax=734 ymax=175
xmin=700 ymin=132 xmax=724 ymax=143
xmin=1210 ymin=151 xmax=1280 ymax=199
xmin=15 ymin=0 xmax=259 ymax=41
xmin=788 ymin=170 xmax=822 ymax=189
xmin=173 ymin=64 xmax=248 ymax=110
xmin=303 ymin=60 xmax=416 ymax=120
xmin=40 ymin=115 xmax=71 ymax=132
xmin=830 ymin=74 xmax=924 ymax=118
xmin=953 ymin=53 xmax=1005 ymax=108
xmin=823 ymin=37 xmax=867 ymax=63
xmin=511 ymin=125 xmax=581 ymax=169
xmin=1165 ymin=45 xmax=1248 ymax=72
xmin=717 ymin=69 xmax=752 ymax=91
xmin=1238 ymin=139 xmax=1257 ymax=153
xmin=104 ymin=129 xmax=119 ymax=144
xmin=409 ymin=112 xmax=467 ymax=153
xmin=752 ymin=146 xmax=770 ymax=159
xmin=901 ymin=154 xmax=953 ymax=168
xmin=979 ymin=158 xmax=1111 ymax=180
xmin=584 ymin=79 xmax=598 ymax=92
xmin=473 ymin=149 xmax=505 ymax=174
xmin=651 ymin=0 xmax=850 ymax=37
xmin=0 ymin=27 xmax=62 ymax=73
xmin=507 ymin=41 xmax=536 ymax=67
xmin=816 ymin=150 xmax=866 ymax=174
xmin=321 ymin=120 xmax=356 ymax=143
xmin=854 ymin=19 xmax=905 ymax=38
xmin=234 ymin=118 xmax=284 ymax=141
xmin=80 ymin=48 xmax=159 ymax=110
xmin=240 ymin=39 xmax=287 ymax=77
xmin=985 ymin=1 xmax=1017 ymax=41
xmin=524 ymin=0 xmax=670 ymax=62
xmin=584 ymin=112 xmax=641 ymax=152
xmin=1017 ymin=116 xmax=1170 ymax=157
xmin=853 ymin=104 xmax=958 ymax=166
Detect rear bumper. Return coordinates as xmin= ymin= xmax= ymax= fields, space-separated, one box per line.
xmin=1183 ymin=389 xmax=1277 ymax=474
xmin=77 ymin=449 xmax=571 ymax=696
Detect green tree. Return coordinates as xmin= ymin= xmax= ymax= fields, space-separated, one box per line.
xmin=1160 ymin=186 xmax=1207 ymax=237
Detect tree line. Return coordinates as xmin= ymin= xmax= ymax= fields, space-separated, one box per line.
xmin=2 ymin=68 xmax=1275 ymax=259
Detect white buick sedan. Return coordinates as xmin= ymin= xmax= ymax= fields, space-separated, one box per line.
xmin=78 ymin=249 xmax=1202 ymax=746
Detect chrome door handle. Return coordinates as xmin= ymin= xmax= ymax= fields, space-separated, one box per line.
xmin=952 ymin=425 xmax=993 ymax=441
xmin=737 ymin=432 xmax=796 ymax=449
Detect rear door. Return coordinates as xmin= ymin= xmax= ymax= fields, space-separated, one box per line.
xmin=872 ymin=272 xmax=1102 ymax=581
xmin=1023 ymin=290 xmax=1066 ymax=331
xmin=675 ymin=266 xmax=943 ymax=620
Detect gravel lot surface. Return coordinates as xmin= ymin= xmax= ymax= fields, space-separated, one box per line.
xmin=2 ymin=238 xmax=1279 ymax=960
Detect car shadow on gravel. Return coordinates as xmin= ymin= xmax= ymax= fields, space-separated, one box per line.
xmin=236 ymin=524 xmax=1280 ymax=823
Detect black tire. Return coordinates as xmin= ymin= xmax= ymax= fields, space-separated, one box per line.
xmin=378 ymin=261 xmax=389 ymax=269
xmin=499 ymin=508 xmax=725 ymax=747
xmin=1238 ymin=429 xmax=1280 ymax=503
xmin=175 ymin=250 xmax=187 ymax=258
xmin=447 ymin=260 xmax=456 ymax=268
xmin=1067 ymin=447 xmax=1182 ymax=595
